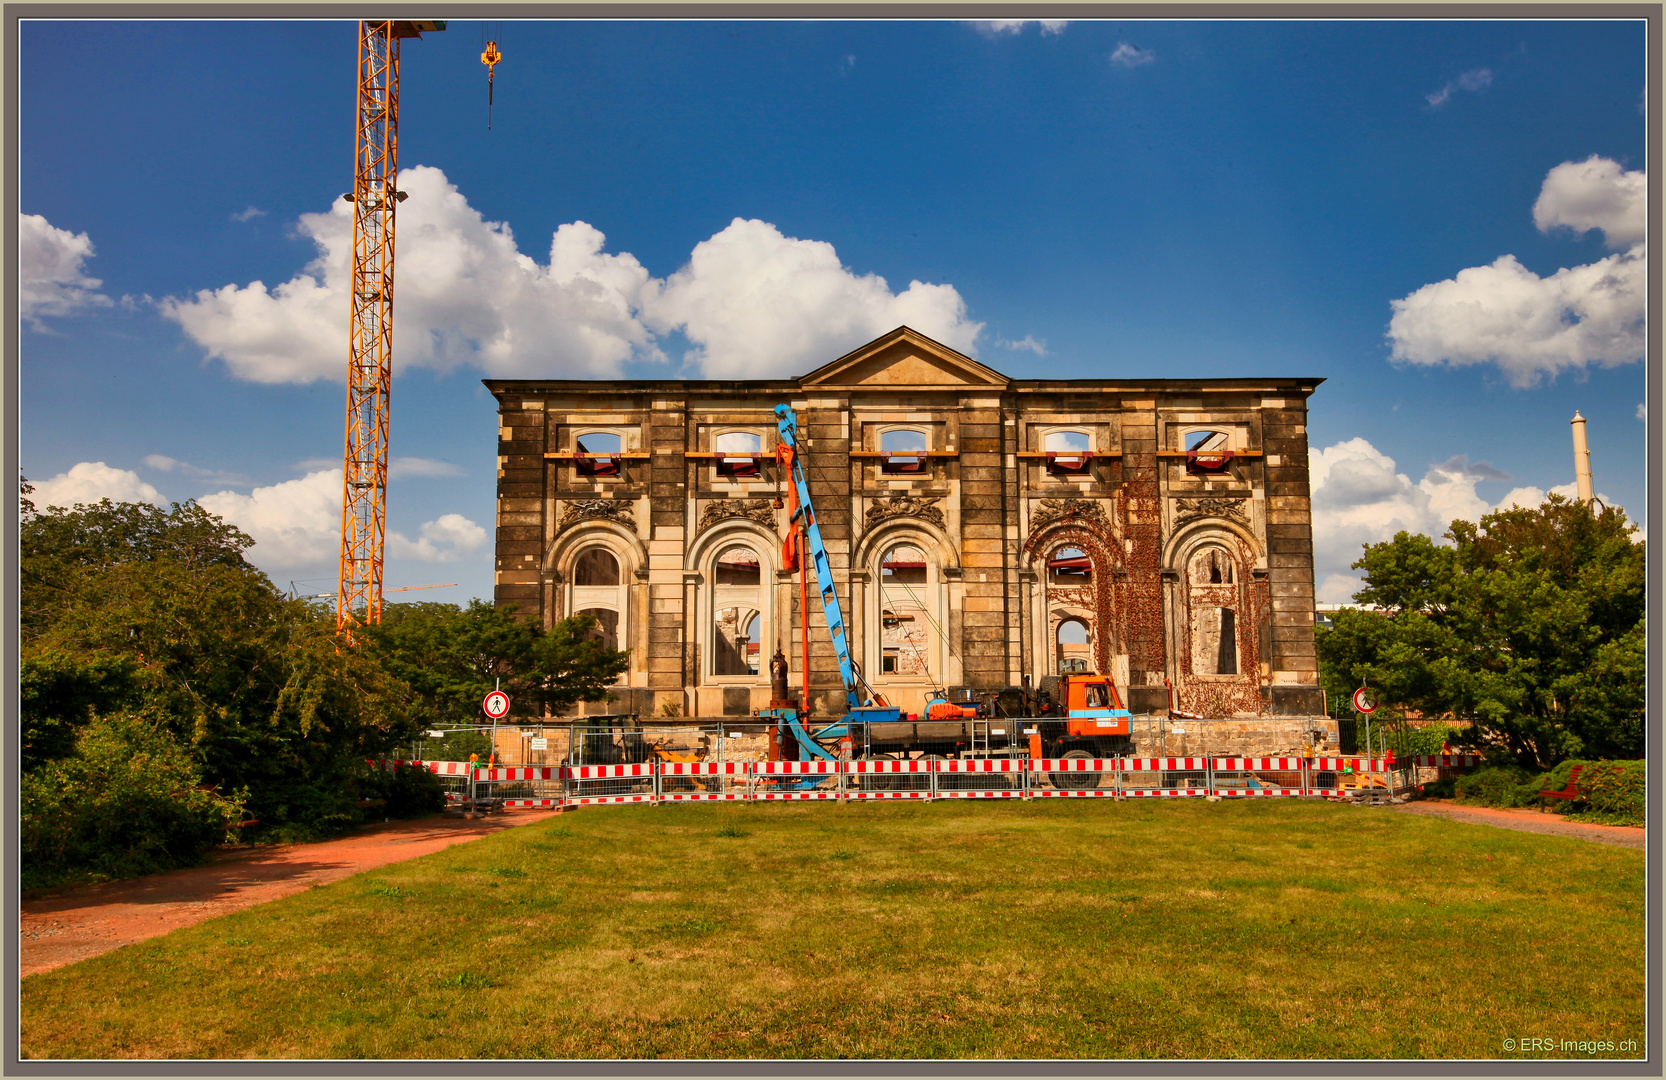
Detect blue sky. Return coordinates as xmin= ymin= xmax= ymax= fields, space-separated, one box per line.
xmin=18 ymin=17 xmax=1650 ymax=605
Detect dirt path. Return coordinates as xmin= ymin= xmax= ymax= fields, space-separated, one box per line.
xmin=20 ymin=809 xmax=562 ymax=979
xmin=1392 ymin=800 xmax=1645 ymax=850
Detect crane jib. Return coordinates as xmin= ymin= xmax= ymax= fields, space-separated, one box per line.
xmin=775 ymin=404 xmax=862 ymax=710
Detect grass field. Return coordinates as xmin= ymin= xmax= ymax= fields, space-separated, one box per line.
xmin=19 ymin=800 xmax=1646 ymax=1060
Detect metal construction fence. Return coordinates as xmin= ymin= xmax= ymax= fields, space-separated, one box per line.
xmin=369 ymin=755 xmax=1482 ymax=806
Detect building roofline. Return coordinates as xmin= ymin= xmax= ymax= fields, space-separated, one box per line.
xmin=483 ymin=376 xmax=1326 ymax=395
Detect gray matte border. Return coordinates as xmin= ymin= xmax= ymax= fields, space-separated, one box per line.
xmin=4 ymin=4 xmax=1657 ymax=1078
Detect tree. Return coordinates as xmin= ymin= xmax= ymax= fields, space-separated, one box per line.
xmin=1317 ymin=495 xmax=1645 ymax=767
xmin=20 ymin=497 xmax=419 ymax=838
xmin=365 ymin=600 xmax=629 ymax=726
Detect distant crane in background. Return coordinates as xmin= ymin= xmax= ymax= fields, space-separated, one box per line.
xmin=335 ymin=19 xmax=445 ymax=645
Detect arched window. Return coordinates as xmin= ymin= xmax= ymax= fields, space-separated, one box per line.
xmin=875 ymin=543 xmax=937 ymax=680
xmin=1186 ymin=430 xmax=1234 ymax=475
xmin=880 ymin=428 xmax=930 ymax=474
xmin=1188 ymin=545 xmax=1240 ymax=676
xmin=573 ymin=548 xmax=619 ymax=586
xmin=715 ymin=431 xmax=762 ymax=478
xmin=709 ymin=542 xmax=768 ymax=679
xmin=567 ymin=541 xmax=629 ymax=678
xmin=1048 ymin=545 xmax=1092 ymax=584
xmin=576 ymin=608 xmax=620 ymax=652
xmin=1056 ymin=617 xmax=1091 ymax=674
xmin=575 ymin=431 xmax=622 ymax=477
xmin=1045 ymin=430 xmax=1092 ymax=475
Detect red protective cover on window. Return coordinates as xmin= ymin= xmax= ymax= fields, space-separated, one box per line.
xmin=1186 ymin=449 xmax=1235 ymax=473
xmin=881 ymin=452 xmax=927 ymax=474
xmin=1046 ymin=451 xmax=1093 ymax=475
xmin=575 ymin=453 xmax=620 ymax=477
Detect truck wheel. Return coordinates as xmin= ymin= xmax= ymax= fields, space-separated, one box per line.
xmin=1050 ymin=749 xmax=1101 ymax=790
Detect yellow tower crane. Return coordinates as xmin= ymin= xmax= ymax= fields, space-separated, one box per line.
xmin=336 ymin=19 xmax=444 ymax=644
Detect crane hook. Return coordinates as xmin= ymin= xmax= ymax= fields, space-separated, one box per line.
xmin=481 ymin=40 xmax=502 ymax=129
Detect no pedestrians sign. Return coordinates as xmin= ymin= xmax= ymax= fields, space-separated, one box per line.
xmin=483 ymin=689 xmax=511 ymax=720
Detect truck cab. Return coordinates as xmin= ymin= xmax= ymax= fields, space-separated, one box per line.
xmin=1030 ymin=673 xmax=1133 ymax=759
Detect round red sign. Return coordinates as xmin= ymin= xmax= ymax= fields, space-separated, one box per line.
xmin=483 ymin=690 xmax=511 ymax=719
xmin=1351 ymin=687 xmax=1377 ymax=715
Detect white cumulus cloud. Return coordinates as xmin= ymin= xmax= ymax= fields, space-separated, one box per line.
xmin=1310 ymin=437 xmax=1636 ymax=602
xmin=1387 ymin=156 xmax=1646 ymax=387
xmin=19 ymin=213 xmax=113 ymax=328
xmin=162 ymin=166 xmax=978 ymax=384
xmin=387 ymin=513 xmax=488 ymax=563
xmin=31 ymin=462 xmax=162 ymax=509
xmin=1110 ymin=42 xmax=1155 ymax=68
xmin=640 ymin=218 xmax=982 ymax=379
xmin=198 ymin=469 xmax=342 ymax=570
xmin=998 ymin=335 xmax=1048 ymax=356
xmin=1637 ymin=402 xmax=1647 ymax=422
xmin=972 ymin=20 xmax=1068 ymax=37
xmin=1532 ymin=155 xmax=1647 ymax=249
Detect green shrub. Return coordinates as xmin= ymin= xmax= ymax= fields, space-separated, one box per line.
xmin=21 ymin=714 xmax=246 ymax=892
xmin=1453 ymin=765 xmax=1538 ymax=808
xmin=358 ymin=762 xmax=446 ymax=821
xmin=1575 ymin=760 xmax=1645 ymax=821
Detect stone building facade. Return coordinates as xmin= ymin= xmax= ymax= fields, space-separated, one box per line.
xmin=486 ymin=326 xmax=1325 ymax=722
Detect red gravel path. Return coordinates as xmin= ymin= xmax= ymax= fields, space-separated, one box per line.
xmin=20 ymin=810 xmax=562 ymax=979
xmin=1391 ymin=800 xmax=1645 ymax=850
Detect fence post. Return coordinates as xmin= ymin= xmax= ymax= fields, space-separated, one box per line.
xmin=1205 ymin=755 xmax=1215 ymax=797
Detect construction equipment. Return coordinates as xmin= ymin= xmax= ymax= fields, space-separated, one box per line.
xmin=336 ymin=19 xmax=445 ymax=645
xmin=481 ymin=38 xmax=502 ymax=129
xmin=760 ymin=404 xmax=1138 ymax=783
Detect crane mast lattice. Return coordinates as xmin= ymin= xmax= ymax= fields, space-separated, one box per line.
xmin=336 ymin=19 xmax=442 ymax=643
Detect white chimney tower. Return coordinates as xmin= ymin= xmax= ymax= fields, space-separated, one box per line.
xmin=1570 ymin=411 xmax=1595 ymax=508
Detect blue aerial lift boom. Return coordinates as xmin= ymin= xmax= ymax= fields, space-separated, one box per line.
xmin=762 ymin=405 xmax=902 ymax=766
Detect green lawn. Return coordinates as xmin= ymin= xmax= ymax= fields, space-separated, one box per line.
xmin=20 ymin=800 xmax=1646 ymax=1060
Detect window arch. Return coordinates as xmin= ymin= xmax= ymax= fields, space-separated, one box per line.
xmin=1056 ymin=617 xmax=1091 ymax=674
xmin=708 ymin=540 xmax=770 ymax=680
xmin=1187 ymin=544 xmax=1241 ymax=676
xmin=879 ymin=428 xmax=930 ymax=474
xmin=873 ymin=541 xmax=940 ymax=681
xmin=565 ymin=538 xmax=631 ymax=679
xmin=714 ymin=430 xmax=763 ymax=478
xmin=574 ymin=430 xmax=623 ymax=477
xmin=1184 ymin=429 xmax=1234 ymax=475
xmin=1044 ymin=429 xmax=1092 ymax=475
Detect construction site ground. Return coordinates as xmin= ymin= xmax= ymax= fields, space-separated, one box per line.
xmin=20 ymin=809 xmax=561 ymax=979
xmin=19 ymin=798 xmax=1640 ymax=981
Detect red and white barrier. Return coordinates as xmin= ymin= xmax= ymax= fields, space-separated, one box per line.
xmin=1118 ymin=757 xmax=1211 ymax=797
xmin=565 ymin=763 xmax=656 ymax=805
xmin=1030 ymin=759 xmax=1117 ymax=797
xmin=935 ymin=758 xmax=1025 ymax=798
xmin=658 ymin=761 xmax=748 ymax=802
xmin=474 ymin=766 xmax=560 ymax=782
xmin=752 ymin=760 xmax=841 ymax=800
xmin=844 ymin=758 xmax=934 ymax=799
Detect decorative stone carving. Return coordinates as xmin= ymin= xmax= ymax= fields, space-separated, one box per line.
xmin=1173 ymin=496 xmax=1249 ymax=525
xmin=865 ymin=495 xmax=946 ymax=531
xmin=557 ymin=498 xmax=637 ymax=534
xmin=698 ymin=498 xmax=777 ymax=533
xmin=1028 ymin=498 xmax=1109 ymax=535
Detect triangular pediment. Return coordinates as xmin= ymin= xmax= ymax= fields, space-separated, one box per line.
xmin=798 ymin=327 xmax=1009 ymax=389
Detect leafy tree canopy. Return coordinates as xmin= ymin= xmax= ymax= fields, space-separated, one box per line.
xmin=1318 ymin=495 xmax=1644 ymax=767
xmin=20 ymin=496 xmax=417 ymax=837
xmin=365 ymin=600 xmax=629 ymax=727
